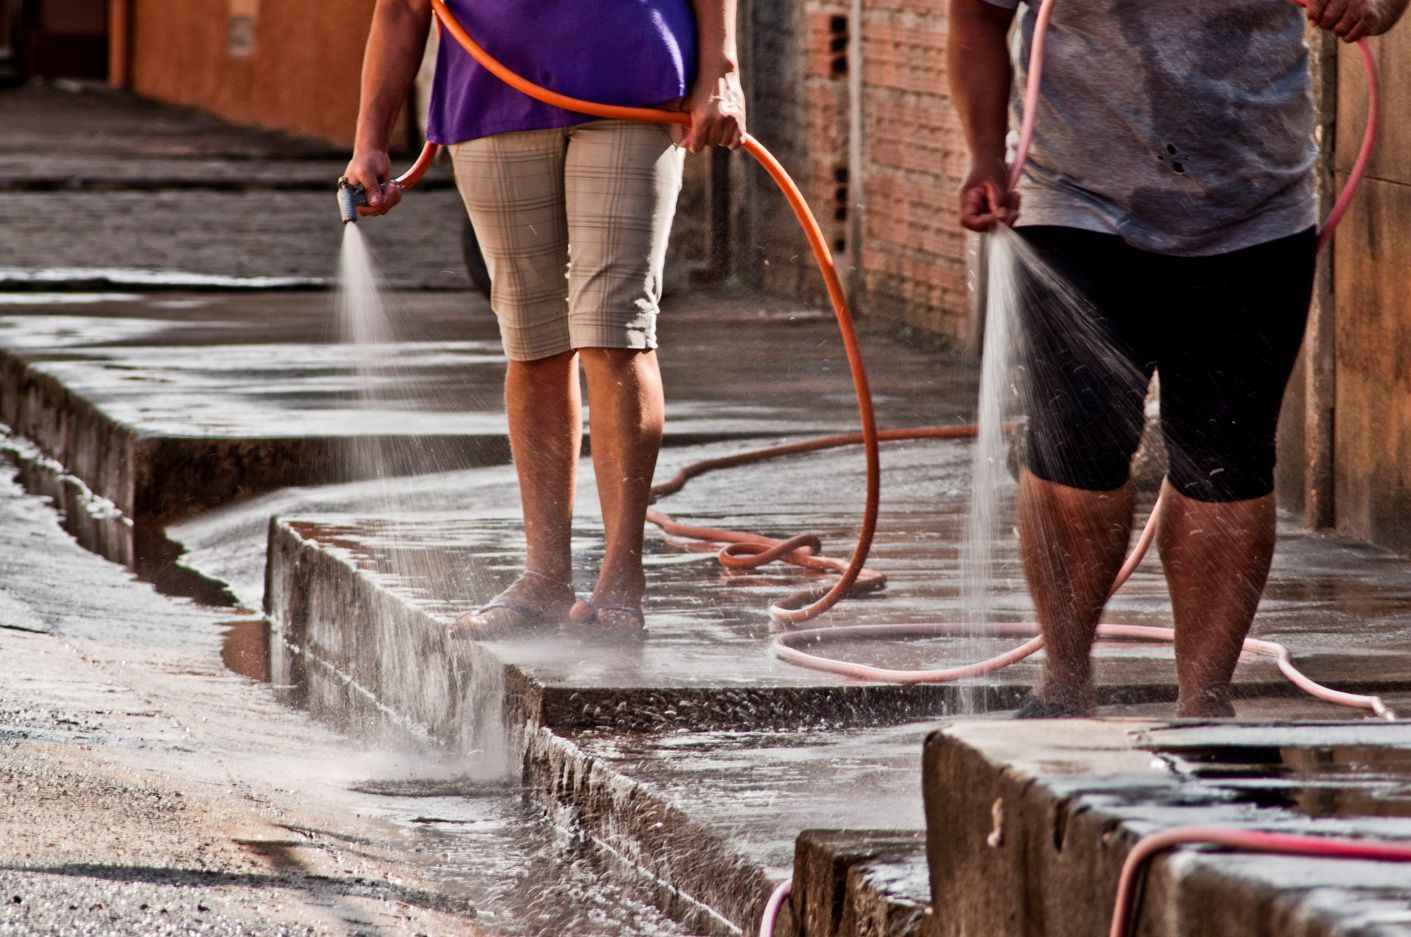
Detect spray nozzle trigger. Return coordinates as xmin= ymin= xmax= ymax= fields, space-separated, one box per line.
xmin=337 ymin=177 xmax=368 ymax=224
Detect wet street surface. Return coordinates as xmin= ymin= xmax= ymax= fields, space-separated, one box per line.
xmin=0 ymin=451 xmax=710 ymax=935
xmin=6 ymin=81 xmax=1411 ymax=936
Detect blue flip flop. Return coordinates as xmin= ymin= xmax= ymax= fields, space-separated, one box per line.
xmin=449 ymin=598 xmax=554 ymax=639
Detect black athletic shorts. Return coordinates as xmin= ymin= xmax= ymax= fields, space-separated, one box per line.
xmin=1014 ymin=225 xmax=1317 ymax=503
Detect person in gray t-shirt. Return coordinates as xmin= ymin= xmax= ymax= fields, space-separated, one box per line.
xmin=947 ymin=0 xmax=1407 ymax=718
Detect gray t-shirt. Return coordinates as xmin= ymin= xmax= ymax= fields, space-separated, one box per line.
xmin=982 ymin=0 xmax=1318 ymax=255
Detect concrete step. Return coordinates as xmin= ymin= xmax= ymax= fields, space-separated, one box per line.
xmin=792 ymin=831 xmax=930 ymax=937
xmin=523 ymin=725 xmax=933 ymax=934
xmin=924 ymin=719 xmax=1411 ymax=937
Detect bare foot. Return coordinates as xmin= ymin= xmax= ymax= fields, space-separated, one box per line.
xmin=568 ymin=598 xmax=646 ymax=636
xmin=450 ymin=570 xmax=574 ymax=639
xmin=567 ymin=562 xmax=647 ymax=635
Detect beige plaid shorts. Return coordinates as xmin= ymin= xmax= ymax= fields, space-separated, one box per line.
xmin=450 ymin=120 xmax=685 ymax=361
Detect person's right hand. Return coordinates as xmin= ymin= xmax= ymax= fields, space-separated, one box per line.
xmin=959 ymin=159 xmax=1020 ymax=232
xmin=342 ymin=149 xmax=404 ymax=217
xmin=1303 ymin=0 xmax=1394 ymax=42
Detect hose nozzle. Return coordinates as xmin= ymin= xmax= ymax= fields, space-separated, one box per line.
xmin=337 ymin=177 xmax=367 ymax=224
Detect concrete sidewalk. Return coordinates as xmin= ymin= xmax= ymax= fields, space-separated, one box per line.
xmin=5 ymin=82 xmax=1411 ymax=937
xmin=0 ymin=83 xmax=467 ymax=291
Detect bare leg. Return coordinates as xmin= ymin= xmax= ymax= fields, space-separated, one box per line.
xmin=453 ymin=350 xmax=580 ymax=632
xmin=1157 ymin=483 xmax=1275 ymax=718
xmin=1017 ymin=470 xmax=1136 ymax=714
xmin=576 ymin=347 xmax=665 ymax=626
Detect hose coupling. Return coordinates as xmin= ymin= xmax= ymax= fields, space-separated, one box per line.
xmin=336 ymin=177 xmax=367 ymax=224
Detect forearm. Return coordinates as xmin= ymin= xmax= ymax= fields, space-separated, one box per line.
xmin=354 ymin=0 xmax=433 ymax=153
xmin=692 ymin=0 xmax=740 ymax=78
xmin=947 ymin=0 xmax=1016 ymax=166
xmin=1378 ymin=0 xmax=1411 ymax=31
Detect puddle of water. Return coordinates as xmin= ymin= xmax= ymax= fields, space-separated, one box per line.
xmin=1157 ymin=742 xmax=1411 ymax=820
xmin=220 ymin=617 xmax=270 ymax=683
xmin=0 ymin=292 xmax=141 ymax=305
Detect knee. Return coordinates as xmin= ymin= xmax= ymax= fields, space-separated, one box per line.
xmin=576 ymin=346 xmax=656 ymax=372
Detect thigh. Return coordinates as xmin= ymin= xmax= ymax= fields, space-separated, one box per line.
xmin=1155 ymin=228 xmax=1316 ymax=502
xmin=1014 ymin=226 xmax=1155 ymax=491
xmin=450 ymin=130 xmax=572 ymax=361
xmin=563 ymin=119 xmax=684 ymax=351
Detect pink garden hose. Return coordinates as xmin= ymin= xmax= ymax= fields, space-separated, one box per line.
xmin=1110 ymin=826 xmax=1411 ymax=937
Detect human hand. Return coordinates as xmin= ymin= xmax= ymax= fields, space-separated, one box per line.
xmin=959 ymin=160 xmax=1020 ymax=232
xmin=341 ymin=149 xmax=404 ymax=217
xmin=681 ymin=66 xmax=747 ymax=152
xmin=1303 ymin=0 xmax=1391 ymax=42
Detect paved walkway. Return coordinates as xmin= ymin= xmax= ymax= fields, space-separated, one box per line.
xmin=4 ymin=81 xmax=1411 ymax=937
xmin=0 ymin=84 xmax=467 ymax=291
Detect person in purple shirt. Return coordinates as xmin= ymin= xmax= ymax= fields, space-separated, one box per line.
xmin=344 ymin=1 xmax=745 ymax=637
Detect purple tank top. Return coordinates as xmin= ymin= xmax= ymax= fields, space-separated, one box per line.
xmin=426 ymin=0 xmax=698 ymax=145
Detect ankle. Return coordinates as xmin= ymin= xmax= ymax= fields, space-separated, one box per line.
xmin=1036 ymin=674 xmax=1094 ymax=715
xmin=591 ymin=565 xmax=645 ymax=606
xmin=1177 ymin=686 xmax=1235 ymax=718
xmin=522 ymin=566 xmax=572 ymax=590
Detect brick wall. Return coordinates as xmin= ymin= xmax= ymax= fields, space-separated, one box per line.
xmin=745 ymin=0 xmax=972 ymax=345
xmin=1327 ymin=25 xmax=1411 ymax=551
xmin=857 ymin=1 xmax=970 ymax=343
xmin=747 ymin=0 xmax=851 ymax=304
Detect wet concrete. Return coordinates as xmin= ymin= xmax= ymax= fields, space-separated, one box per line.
xmin=0 ymin=288 xmax=971 ymax=587
xmin=792 ymin=831 xmax=930 ymax=937
xmin=0 ymin=292 xmax=503 ymax=524
xmin=0 ymin=83 xmax=465 ymax=292
xmin=262 ymin=432 xmax=1411 ymax=740
xmin=257 ymin=435 xmax=1411 ymax=934
xmin=0 ymin=450 xmax=712 ymax=937
xmin=525 ymin=722 xmax=935 ymax=934
xmin=925 ymin=719 xmax=1411 ymax=937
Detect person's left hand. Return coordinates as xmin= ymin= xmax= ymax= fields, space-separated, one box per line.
xmin=1304 ymin=0 xmax=1389 ymax=42
xmin=682 ymin=67 xmax=747 ymax=152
